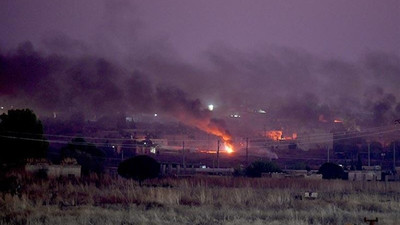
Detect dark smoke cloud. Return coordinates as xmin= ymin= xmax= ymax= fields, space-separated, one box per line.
xmin=200 ymin=46 xmax=400 ymax=128
xmin=0 ymin=42 xmax=133 ymax=115
xmin=0 ymin=41 xmax=232 ymax=139
xmin=1 ymin=39 xmax=400 ymax=136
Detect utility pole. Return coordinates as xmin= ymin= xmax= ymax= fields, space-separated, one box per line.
xmin=182 ymin=141 xmax=186 ymax=172
xmin=217 ymin=140 xmax=220 ymax=169
xmin=368 ymin=142 xmax=371 ymax=167
xmin=246 ymin=137 xmax=249 ymax=165
xmin=327 ymin=145 xmax=330 ymax=163
xmin=394 ymin=141 xmax=396 ymax=171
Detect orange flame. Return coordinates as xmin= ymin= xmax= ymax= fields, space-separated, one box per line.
xmin=266 ymin=130 xmax=297 ymax=141
xmin=169 ymin=107 xmax=234 ymax=153
xmin=224 ymin=142 xmax=234 ymax=154
xmin=266 ymin=130 xmax=283 ymax=140
xmin=334 ymin=119 xmax=343 ymax=123
xmin=174 ymin=117 xmax=234 ymax=153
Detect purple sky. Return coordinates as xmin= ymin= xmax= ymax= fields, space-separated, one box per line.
xmin=1 ymin=0 xmax=399 ymax=62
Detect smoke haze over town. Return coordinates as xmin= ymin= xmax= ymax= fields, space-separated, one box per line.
xmin=1 ymin=0 xmax=400 ymax=136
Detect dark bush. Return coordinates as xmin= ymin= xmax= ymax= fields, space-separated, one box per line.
xmin=318 ymin=162 xmax=344 ymax=179
xmin=0 ymin=109 xmax=48 ymax=165
xmin=118 ymin=155 xmax=160 ymax=185
xmin=245 ymin=161 xmax=281 ymax=177
xmin=61 ymin=138 xmax=105 ymax=176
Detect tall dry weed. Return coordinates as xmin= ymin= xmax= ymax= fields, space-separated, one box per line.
xmin=1 ymin=176 xmax=400 ymax=224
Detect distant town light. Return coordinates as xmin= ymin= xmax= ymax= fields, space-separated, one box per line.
xmin=208 ymin=104 xmax=214 ymax=111
xmin=230 ymin=114 xmax=240 ymax=118
xmin=154 ymin=113 xmax=158 ymax=117
xmin=258 ymin=109 xmax=266 ymax=114
xmin=0 ymin=106 xmax=3 ymax=110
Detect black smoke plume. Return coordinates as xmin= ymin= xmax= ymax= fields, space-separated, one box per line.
xmin=1 ymin=41 xmax=400 ymax=135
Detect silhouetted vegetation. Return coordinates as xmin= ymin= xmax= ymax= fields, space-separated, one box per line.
xmin=0 ymin=109 xmax=48 ymax=165
xmin=61 ymin=137 xmax=105 ymax=176
xmin=318 ymin=162 xmax=344 ymax=179
xmin=245 ymin=160 xmax=281 ymax=177
xmin=118 ymin=155 xmax=160 ymax=185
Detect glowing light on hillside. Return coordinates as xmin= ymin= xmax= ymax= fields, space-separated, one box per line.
xmin=258 ymin=109 xmax=266 ymax=114
xmin=230 ymin=114 xmax=240 ymax=118
xmin=334 ymin=119 xmax=343 ymax=123
xmin=266 ymin=130 xmax=297 ymax=141
xmin=224 ymin=142 xmax=234 ymax=154
xmin=266 ymin=130 xmax=283 ymax=140
xmin=208 ymin=104 xmax=214 ymax=111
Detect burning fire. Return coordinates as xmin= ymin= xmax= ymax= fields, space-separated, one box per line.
xmin=266 ymin=130 xmax=297 ymax=141
xmin=334 ymin=119 xmax=343 ymax=123
xmin=224 ymin=141 xmax=234 ymax=154
xmin=198 ymin=118 xmax=235 ymax=154
xmin=199 ymin=140 xmax=234 ymax=154
xmin=266 ymin=130 xmax=283 ymax=140
xmin=161 ymin=97 xmax=235 ymax=154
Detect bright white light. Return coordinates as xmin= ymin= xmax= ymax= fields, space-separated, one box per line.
xmin=258 ymin=109 xmax=266 ymax=114
xmin=230 ymin=114 xmax=240 ymax=118
xmin=154 ymin=113 xmax=158 ymax=117
xmin=0 ymin=106 xmax=3 ymax=110
xmin=208 ymin=104 xmax=214 ymax=111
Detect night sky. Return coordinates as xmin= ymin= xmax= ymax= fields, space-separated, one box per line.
xmin=1 ymin=0 xmax=399 ymax=132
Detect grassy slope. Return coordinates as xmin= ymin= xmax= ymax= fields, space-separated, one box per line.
xmin=1 ymin=176 xmax=400 ymax=225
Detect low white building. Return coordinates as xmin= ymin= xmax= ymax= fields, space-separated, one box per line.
xmin=25 ymin=163 xmax=81 ymax=178
xmin=348 ymin=170 xmax=381 ymax=181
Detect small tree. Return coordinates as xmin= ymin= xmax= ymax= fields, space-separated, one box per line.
xmin=118 ymin=155 xmax=160 ymax=186
xmin=245 ymin=160 xmax=281 ymax=177
xmin=61 ymin=137 xmax=105 ymax=176
xmin=0 ymin=109 xmax=48 ymax=165
xmin=318 ymin=162 xmax=344 ymax=179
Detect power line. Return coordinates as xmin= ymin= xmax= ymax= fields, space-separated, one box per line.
xmin=3 ymin=123 xmax=398 ymax=142
xmin=1 ymin=125 xmax=399 ymax=150
xmin=1 ymin=124 xmax=399 ymax=150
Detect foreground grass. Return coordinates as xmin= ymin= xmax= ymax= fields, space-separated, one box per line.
xmin=1 ymin=176 xmax=400 ymax=225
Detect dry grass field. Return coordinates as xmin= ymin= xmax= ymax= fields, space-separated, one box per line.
xmin=1 ymin=176 xmax=400 ymax=225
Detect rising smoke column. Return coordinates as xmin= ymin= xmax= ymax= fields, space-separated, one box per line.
xmin=156 ymin=87 xmax=233 ymax=146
